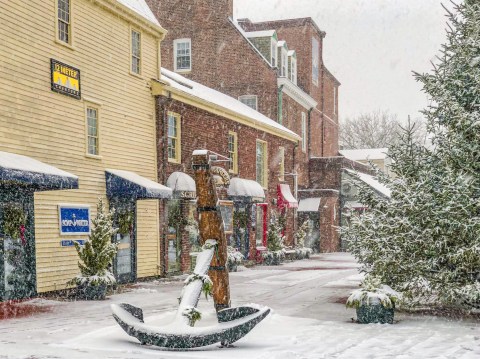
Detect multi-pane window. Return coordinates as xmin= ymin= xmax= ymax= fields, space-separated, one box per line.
xmin=168 ymin=112 xmax=181 ymax=162
xmin=271 ymin=38 xmax=277 ymax=67
xmin=131 ymin=29 xmax=141 ymax=74
xmin=57 ymin=0 xmax=71 ymax=44
xmin=278 ymin=147 xmax=285 ymax=181
xmin=174 ymin=39 xmax=191 ymax=72
xmin=301 ymin=112 xmax=307 ymax=153
xmin=334 ymin=87 xmax=337 ymax=115
xmin=290 ymin=56 xmax=297 ymax=85
xmin=256 ymin=140 xmax=267 ymax=188
xmin=228 ymin=131 xmax=238 ymax=174
xmin=281 ymin=48 xmax=288 ymax=77
xmin=87 ymin=107 xmax=99 ymax=155
xmin=238 ymin=95 xmax=258 ymax=111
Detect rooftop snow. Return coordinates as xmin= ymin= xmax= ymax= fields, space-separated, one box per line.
xmin=344 ymin=169 xmax=391 ymax=198
xmin=161 ymin=68 xmax=300 ymax=140
xmin=340 ymin=148 xmax=389 ymax=161
xmin=166 ymin=172 xmax=196 ymax=193
xmin=106 ymin=169 xmax=172 ymax=198
xmin=0 ymin=151 xmax=78 ymax=178
xmin=116 ymin=0 xmax=161 ymax=26
xmin=245 ymin=30 xmax=276 ymax=38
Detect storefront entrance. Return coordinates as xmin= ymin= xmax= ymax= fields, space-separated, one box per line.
xmin=0 ymin=185 xmax=36 ymax=301
xmin=112 ymin=200 xmax=136 ymax=284
xmin=298 ymin=212 xmax=320 ymax=252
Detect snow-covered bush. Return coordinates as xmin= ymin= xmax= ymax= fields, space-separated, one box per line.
xmin=294 ymin=221 xmax=313 ymax=259
xmin=346 ymin=276 xmax=401 ymax=309
xmin=69 ymin=198 xmax=117 ymax=288
xmin=342 ymin=1 xmax=480 ymax=309
xmin=263 ymin=220 xmax=286 ymax=265
xmin=227 ymin=246 xmax=244 ymax=271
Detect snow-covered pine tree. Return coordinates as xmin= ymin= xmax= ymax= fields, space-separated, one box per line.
xmin=343 ymin=1 xmax=480 ymax=308
xmin=71 ymin=198 xmax=118 ymax=287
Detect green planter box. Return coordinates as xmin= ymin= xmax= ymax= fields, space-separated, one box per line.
xmin=356 ymin=304 xmax=394 ymax=324
xmin=77 ymin=283 xmax=107 ymax=300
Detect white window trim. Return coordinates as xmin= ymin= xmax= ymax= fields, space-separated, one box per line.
xmin=290 ymin=56 xmax=297 ymax=85
xmin=238 ymin=95 xmax=258 ymax=111
xmin=130 ymin=27 xmax=142 ymax=77
xmin=301 ymin=112 xmax=307 ymax=153
xmin=278 ymin=146 xmax=285 ymax=182
xmin=84 ymin=100 xmax=102 ymax=159
xmin=228 ymin=131 xmax=238 ymax=174
xmin=281 ymin=48 xmax=288 ymax=78
xmin=54 ymin=0 xmax=75 ymax=50
xmin=174 ymin=38 xmax=192 ymax=73
xmin=167 ymin=112 xmax=182 ymax=163
xmin=271 ymin=38 xmax=278 ymax=67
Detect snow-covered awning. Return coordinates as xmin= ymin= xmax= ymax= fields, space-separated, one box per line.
xmin=166 ymin=172 xmax=196 ymax=199
xmin=343 ymin=169 xmax=391 ymax=198
xmin=344 ymin=201 xmax=366 ymax=210
xmin=277 ymin=184 xmax=298 ymax=209
xmin=0 ymin=151 xmax=78 ymax=191
xmin=105 ymin=169 xmax=172 ymax=200
xmin=227 ymin=178 xmax=265 ymax=201
xmin=297 ymin=198 xmax=321 ymax=212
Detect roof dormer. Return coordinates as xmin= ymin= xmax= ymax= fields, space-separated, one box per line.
xmin=277 ymin=41 xmax=289 ymax=78
xmin=245 ymin=30 xmax=278 ymax=67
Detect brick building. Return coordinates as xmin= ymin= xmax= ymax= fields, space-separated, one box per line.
xmin=152 ymin=69 xmax=300 ymax=272
xmin=147 ymin=0 xmax=344 ymax=253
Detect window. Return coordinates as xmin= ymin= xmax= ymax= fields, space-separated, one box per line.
xmin=312 ymin=37 xmax=319 ymax=86
xmin=281 ymin=48 xmax=288 ymax=77
xmin=174 ymin=38 xmax=191 ymax=72
xmin=290 ymin=55 xmax=297 ymax=85
xmin=228 ymin=131 xmax=238 ymax=174
xmin=301 ymin=112 xmax=307 ymax=153
xmin=271 ymin=38 xmax=278 ymax=67
xmin=256 ymin=140 xmax=268 ymax=188
xmin=238 ymin=95 xmax=257 ymax=111
xmin=168 ymin=112 xmax=181 ymax=162
xmin=278 ymin=146 xmax=285 ymax=181
xmin=87 ymin=107 xmax=99 ymax=155
xmin=57 ymin=0 xmax=71 ymax=44
xmin=131 ymin=29 xmax=141 ymax=74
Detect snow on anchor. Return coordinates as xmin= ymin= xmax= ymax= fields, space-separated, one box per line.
xmin=111 ymin=150 xmax=270 ymax=349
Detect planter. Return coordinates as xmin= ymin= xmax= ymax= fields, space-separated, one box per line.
xmin=77 ymin=283 xmax=107 ymax=300
xmin=356 ymin=304 xmax=394 ymax=324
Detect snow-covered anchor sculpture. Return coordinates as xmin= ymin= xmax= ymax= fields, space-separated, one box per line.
xmin=111 ymin=150 xmax=270 ymax=349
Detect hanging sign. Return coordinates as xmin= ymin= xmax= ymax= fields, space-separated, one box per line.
xmin=50 ymin=59 xmax=81 ymax=99
xmin=58 ymin=205 xmax=90 ymax=235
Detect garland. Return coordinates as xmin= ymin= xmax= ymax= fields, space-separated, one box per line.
xmin=184 ymin=273 xmax=213 ymax=299
xmin=182 ymin=306 xmax=202 ymax=326
xmin=3 ymin=204 xmax=26 ymax=240
xmin=233 ymin=210 xmax=248 ymax=229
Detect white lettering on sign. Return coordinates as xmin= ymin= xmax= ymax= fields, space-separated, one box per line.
xmin=61 ymin=219 xmax=89 ymax=227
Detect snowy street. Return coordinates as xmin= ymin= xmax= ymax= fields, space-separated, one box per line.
xmin=0 ymin=253 xmax=478 ymax=359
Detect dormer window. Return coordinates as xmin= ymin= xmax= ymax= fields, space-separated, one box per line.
xmin=271 ymin=38 xmax=278 ymax=67
xmin=288 ymin=50 xmax=297 ymax=85
xmin=277 ymin=41 xmax=288 ymax=77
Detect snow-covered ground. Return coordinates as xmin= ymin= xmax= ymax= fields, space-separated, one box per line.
xmin=1 ymin=253 xmax=479 ymax=359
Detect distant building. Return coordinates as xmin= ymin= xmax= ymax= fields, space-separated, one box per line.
xmin=340 ymin=148 xmax=392 ymax=176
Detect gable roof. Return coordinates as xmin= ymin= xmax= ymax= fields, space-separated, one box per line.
xmin=158 ymin=68 xmax=300 ymax=142
xmin=116 ymin=0 xmax=161 ymax=27
xmin=340 ymin=148 xmax=389 ymax=161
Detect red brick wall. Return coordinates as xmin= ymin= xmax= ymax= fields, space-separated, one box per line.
xmin=156 ymin=96 xmax=299 ymax=269
xmin=147 ymin=0 xmax=279 ymax=121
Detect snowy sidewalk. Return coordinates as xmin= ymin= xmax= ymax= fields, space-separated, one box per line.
xmin=0 ymin=253 xmax=479 ymax=358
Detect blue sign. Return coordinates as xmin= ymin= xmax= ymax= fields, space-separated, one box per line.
xmin=59 ymin=205 xmax=90 ymax=235
xmin=61 ymin=239 xmax=86 ymax=247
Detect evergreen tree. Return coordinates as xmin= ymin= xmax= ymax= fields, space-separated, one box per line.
xmin=71 ymin=198 xmax=118 ymax=286
xmin=343 ymin=2 xmax=480 ymax=308
xmin=266 ymin=221 xmax=284 ymax=252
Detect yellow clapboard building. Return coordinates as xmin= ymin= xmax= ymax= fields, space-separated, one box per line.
xmin=0 ymin=0 xmax=170 ymax=300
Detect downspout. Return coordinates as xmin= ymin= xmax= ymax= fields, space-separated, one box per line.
xmin=321 ymin=65 xmax=325 ymax=157
xmin=277 ymin=84 xmax=284 ymax=125
xmin=156 ymin=91 xmax=172 ymax=276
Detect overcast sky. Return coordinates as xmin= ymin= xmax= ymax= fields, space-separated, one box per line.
xmin=234 ymin=0 xmax=457 ymax=122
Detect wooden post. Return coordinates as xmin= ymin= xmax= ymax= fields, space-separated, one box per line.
xmin=192 ymin=152 xmax=231 ymax=312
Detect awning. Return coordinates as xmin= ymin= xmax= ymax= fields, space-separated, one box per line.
xmin=227 ymin=178 xmax=265 ymax=201
xmin=166 ymin=172 xmax=196 ymax=199
xmin=105 ymin=169 xmax=172 ymax=199
xmin=277 ymin=184 xmax=298 ymax=209
xmin=298 ymin=197 xmax=321 ymax=212
xmin=0 ymin=151 xmax=78 ymax=191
